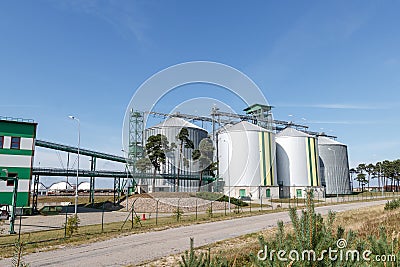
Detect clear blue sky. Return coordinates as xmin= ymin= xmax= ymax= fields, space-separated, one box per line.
xmin=1 ymin=1 xmax=399 ymax=185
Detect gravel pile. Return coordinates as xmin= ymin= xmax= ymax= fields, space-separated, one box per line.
xmin=121 ymin=196 xmax=234 ymax=213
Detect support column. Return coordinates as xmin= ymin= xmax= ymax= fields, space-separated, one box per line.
xmin=32 ymin=175 xmax=40 ymax=214
xmin=89 ymin=157 xmax=96 ymax=206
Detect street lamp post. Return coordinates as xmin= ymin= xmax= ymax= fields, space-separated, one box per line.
xmin=328 ymin=148 xmax=339 ymax=202
xmin=69 ymin=116 xmax=80 ymax=215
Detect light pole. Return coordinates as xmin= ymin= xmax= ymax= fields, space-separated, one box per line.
xmin=328 ymin=148 xmax=339 ymax=202
xmin=69 ymin=116 xmax=80 ymax=215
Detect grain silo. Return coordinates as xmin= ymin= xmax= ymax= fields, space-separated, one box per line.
xmin=318 ymin=136 xmax=351 ymax=195
xmin=218 ymin=121 xmax=278 ymax=199
xmin=276 ymin=127 xmax=321 ymax=198
xmin=144 ymin=117 xmax=208 ymax=192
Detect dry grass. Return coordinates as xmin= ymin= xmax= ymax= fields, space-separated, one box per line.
xmin=142 ymin=203 xmax=400 ymax=267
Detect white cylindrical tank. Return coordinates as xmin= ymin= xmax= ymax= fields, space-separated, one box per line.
xmin=318 ymin=136 xmax=351 ymax=195
xmin=144 ymin=117 xmax=209 ymax=191
xmin=276 ymin=128 xmax=320 ymax=188
xmin=218 ymin=121 xmax=277 ymax=190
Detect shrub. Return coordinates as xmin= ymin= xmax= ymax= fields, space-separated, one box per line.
xmin=64 ymin=215 xmax=80 ymax=237
xmin=174 ymin=208 xmax=184 ymax=222
xmin=384 ymin=198 xmax=400 ymax=210
xmin=193 ymin=192 xmax=248 ymax=207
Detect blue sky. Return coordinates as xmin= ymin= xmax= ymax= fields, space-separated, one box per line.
xmin=1 ymin=1 xmax=400 ymax=185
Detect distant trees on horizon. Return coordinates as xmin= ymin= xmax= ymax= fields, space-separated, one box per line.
xmin=351 ymin=159 xmax=400 ymax=192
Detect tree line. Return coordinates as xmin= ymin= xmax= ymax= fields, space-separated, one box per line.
xmin=351 ymin=159 xmax=400 ymax=192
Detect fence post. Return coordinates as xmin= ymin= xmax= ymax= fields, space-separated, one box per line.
xmin=64 ymin=205 xmax=68 ymax=238
xmin=101 ymin=202 xmax=105 ymax=233
xmin=270 ymin=196 xmax=273 ymax=210
xmin=249 ymin=198 xmax=251 ymax=213
xmin=195 ymin=198 xmax=198 ymax=220
xmin=131 ymin=205 xmax=134 ymax=229
xmin=224 ymin=201 xmax=226 ymax=216
xmin=156 ymin=199 xmax=159 ymax=225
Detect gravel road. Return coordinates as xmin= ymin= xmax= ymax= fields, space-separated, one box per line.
xmin=0 ymin=200 xmax=387 ymax=266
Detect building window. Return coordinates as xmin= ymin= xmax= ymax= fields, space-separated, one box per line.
xmin=0 ymin=136 xmax=3 ymax=149
xmin=10 ymin=137 xmax=21 ymax=149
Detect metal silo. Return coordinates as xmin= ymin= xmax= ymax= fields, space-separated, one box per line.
xmin=218 ymin=121 xmax=277 ymax=199
xmin=144 ymin=117 xmax=208 ymax=192
xmin=318 ymin=136 xmax=351 ymax=195
xmin=276 ymin=128 xmax=320 ymax=198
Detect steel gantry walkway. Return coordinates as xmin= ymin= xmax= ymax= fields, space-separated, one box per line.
xmin=31 ymin=140 xmax=217 ymax=212
xmin=33 ymin=139 xmax=133 ymax=211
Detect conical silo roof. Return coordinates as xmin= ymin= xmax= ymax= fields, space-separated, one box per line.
xmin=219 ymin=121 xmax=270 ymax=133
xmin=318 ymin=136 xmax=346 ymax=146
xmin=276 ymin=127 xmax=312 ymax=138
xmin=150 ymin=117 xmax=205 ymax=131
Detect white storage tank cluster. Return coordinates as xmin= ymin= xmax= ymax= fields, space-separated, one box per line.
xmin=218 ymin=121 xmax=278 ymax=199
xmin=276 ymin=128 xmax=320 ymax=198
xmin=140 ymin=109 xmax=350 ymax=199
xmin=144 ymin=117 xmax=208 ymax=191
xmin=318 ymin=136 xmax=351 ymax=195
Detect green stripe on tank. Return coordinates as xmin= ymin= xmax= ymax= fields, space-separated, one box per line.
xmin=313 ymin=139 xmax=319 ymax=186
xmin=261 ymin=132 xmax=267 ymax=185
xmin=307 ymin=138 xmax=314 ymax=186
xmin=268 ymin=132 xmax=273 ymax=185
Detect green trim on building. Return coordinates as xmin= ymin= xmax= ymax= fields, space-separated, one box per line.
xmin=0 ymin=120 xmax=36 ymax=137
xmin=0 ymin=149 xmax=33 ymax=156
xmin=0 ymin=192 xmax=30 ymax=207
xmin=0 ymin=132 xmax=35 ymax=138
xmin=0 ymin=167 xmax=32 ymax=180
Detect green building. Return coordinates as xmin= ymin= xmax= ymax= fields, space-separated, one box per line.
xmin=0 ymin=117 xmax=37 ymax=207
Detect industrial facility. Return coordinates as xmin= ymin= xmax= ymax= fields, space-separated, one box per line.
xmin=0 ymin=102 xmax=353 ymax=222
